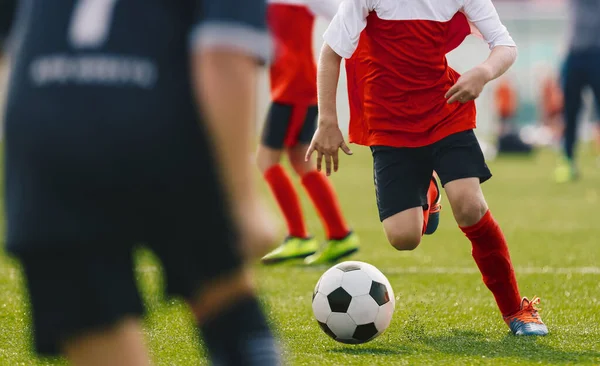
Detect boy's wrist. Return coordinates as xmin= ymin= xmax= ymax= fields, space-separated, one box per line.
xmin=476 ymin=64 xmax=494 ymax=83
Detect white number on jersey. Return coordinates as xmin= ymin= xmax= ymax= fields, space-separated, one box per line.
xmin=68 ymin=0 xmax=119 ymax=48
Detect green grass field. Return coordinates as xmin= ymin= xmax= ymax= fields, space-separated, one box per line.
xmin=0 ymin=146 xmax=599 ymax=365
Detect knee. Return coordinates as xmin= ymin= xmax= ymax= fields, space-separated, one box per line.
xmin=385 ymin=228 xmax=422 ymax=251
xmin=288 ymin=150 xmax=313 ymax=176
xmin=289 ymin=157 xmax=309 ymax=176
xmin=452 ymin=197 xmax=488 ymax=227
xmin=256 ymin=149 xmax=281 ymax=174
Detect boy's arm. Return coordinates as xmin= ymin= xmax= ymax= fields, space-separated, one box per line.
xmin=446 ymin=0 xmax=517 ymax=104
xmin=305 ymin=0 xmax=372 ymax=174
xmin=445 ymin=45 xmax=517 ymax=104
xmin=316 ymin=43 xmax=342 ymax=127
xmin=190 ymin=0 xmax=276 ymax=255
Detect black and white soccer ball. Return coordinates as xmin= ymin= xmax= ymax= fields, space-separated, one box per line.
xmin=312 ymin=261 xmax=395 ymax=344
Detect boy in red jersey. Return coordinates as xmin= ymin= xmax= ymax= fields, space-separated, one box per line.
xmin=307 ymin=0 xmax=548 ymax=335
xmin=259 ymin=0 xmax=360 ymax=265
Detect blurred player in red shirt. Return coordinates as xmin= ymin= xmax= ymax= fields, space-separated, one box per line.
xmin=307 ymin=0 xmax=548 ymax=335
xmin=259 ymin=0 xmax=359 ymax=266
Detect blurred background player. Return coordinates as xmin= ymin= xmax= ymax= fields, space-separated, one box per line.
xmin=539 ymin=71 xmax=565 ymax=148
xmin=259 ymin=0 xmax=359 ymax=266
xmin=555 ymin=0 xmax=600 ymax=182
xmin=494 ymin=76 xmax=533 ymax=155
xmin=1 ymin=0 xmax=280 ymax=365
xmin=308 ymin=0 xmax=548 ymax=336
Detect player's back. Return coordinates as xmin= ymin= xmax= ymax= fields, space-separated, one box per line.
xmin=5 ymin=0 xmax=201 ymax=178
xmin=3 ymin=0 xmax=225 ymax=250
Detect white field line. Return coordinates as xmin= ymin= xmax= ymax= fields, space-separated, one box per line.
xmin=135 ymin=265 xmax=600 ymax=275
xmin=381 ymin=266 xmax=600 ymax=275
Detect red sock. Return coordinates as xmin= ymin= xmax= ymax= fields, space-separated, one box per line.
xmin=264 ymin=165 xmax=308 ymax=238
xmin=301 ymin=171 xmax=350 ymax=240
xmin=460 ymin=210 xmax=521 ymax=317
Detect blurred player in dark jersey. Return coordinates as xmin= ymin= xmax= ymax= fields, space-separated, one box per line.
xmin=556 ymin=0 xmax=600 ymax=182
xmin=0 ymin=0 xmax=280 ymax=365
xmin=258 ymin=0 xmax=359 ymax=265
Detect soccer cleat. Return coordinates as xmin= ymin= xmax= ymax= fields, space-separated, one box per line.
xmin=554 ymin=158 xmax=578 ymax=183
xmin=304 ymin=231 xmax=360 ymax=265
xmin=504 ymin=297 xmax=549 ymax=336
xmin=261 ymin=236 xmax=319 ymax=265
xmin=424 ymin=175 xmax=442 ymax=235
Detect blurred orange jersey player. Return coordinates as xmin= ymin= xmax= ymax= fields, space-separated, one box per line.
xmin=258 ymin=0 xmax=359 ymax=266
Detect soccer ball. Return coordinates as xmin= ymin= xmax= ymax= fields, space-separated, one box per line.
xmin=312 ymin=261 xmax=395 ymax=344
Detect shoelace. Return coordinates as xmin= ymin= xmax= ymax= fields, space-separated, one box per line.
xmin=516 ymin=297 xmax=542 ymax=323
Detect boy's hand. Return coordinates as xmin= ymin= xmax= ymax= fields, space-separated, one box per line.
xmin=445 ymin=65 xmax=493 ymax=104
xmin=305 ymin=117 xmax=353 ymax=176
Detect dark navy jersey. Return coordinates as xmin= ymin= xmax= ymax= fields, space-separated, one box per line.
xmin=2 ymin=0 xmax=270 ymax=251
xmin=0 ymin=0 xmax=16 ymax=49
xmin=3 ymin=0 xmax=270 ymax=175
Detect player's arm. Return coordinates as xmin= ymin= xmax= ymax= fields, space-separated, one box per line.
xmin=191 ymin=0 xmax=276 ymax=255
xmin=446 ymin=0 xmax=517 ymax=104
xmin=306 ymin=0 xmax=371 ymax=174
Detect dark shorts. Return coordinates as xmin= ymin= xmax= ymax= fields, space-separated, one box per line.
xmin=371 ymin=129 xmax=492 ymax=221
xmin=561 ymin=48 xmax=600 ymax=123
xmin=7 ymin=131 xmax=242 ymax=356
xmin=261 ymin=102 xmax=317 ymax=149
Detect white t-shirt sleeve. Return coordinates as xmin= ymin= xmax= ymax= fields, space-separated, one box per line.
xmin=462 ymin=0 xmax=516 ymax=49
xmin=306 ymin=0 xmax=342 ymax=21
xmin=322 ymin=0 xmax=374 ymax=59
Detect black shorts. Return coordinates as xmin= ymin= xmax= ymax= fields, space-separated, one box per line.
xmin=371 ymin=130 xmax=492 ymax=221
xmin=7 ymin=131 xmax=242 ymax=356
xmin=261 ymin=102 xmax=317 ymax=149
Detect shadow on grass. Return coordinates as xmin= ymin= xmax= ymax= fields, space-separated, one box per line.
xmin=419 ymin=329 xmax=600 ymax=364
xmin=329 ymin=345 xmax=414 ymax=356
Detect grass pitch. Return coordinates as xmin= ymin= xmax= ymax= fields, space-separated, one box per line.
xmin=0 ymin=146 xmax=599 ymax=365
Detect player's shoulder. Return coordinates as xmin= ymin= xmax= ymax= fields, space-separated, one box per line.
xmin=369 ymin=0 xmax=464 ymax=19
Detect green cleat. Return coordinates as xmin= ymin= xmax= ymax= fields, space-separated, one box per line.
xmin=554 ymin=158 xmax=578 ymax=183
xmin=261 ymin=236 xmax=319 ymax=265
xmin=304 ymin=231 xmax=360 ymax=265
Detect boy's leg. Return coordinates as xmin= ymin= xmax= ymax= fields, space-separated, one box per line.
xmin=63 ymin=318 xmax=149 ymax=366
xmin=187 ymin=269 xmax=280 ymax=366
xmin=288 ymin=140 xmax=359 ymax=265
xmin=154 ymin=238 xmax=280 ymax=365
xmin=586 ymin=52 xmax=600 ymax=160
xmin=434 ymin=130 xmax=547 ymax=335
xmin=257 ymin=145 xmax=309 ymax=240
xmin=288 ymin=143 xmax=351 ymax=241
xmin=557 ymin=52 xmax=585 ymax=182
xmin=258 ymin=102 xmax=318 ymax=263
xmin=368 ymin=145 xmax=437 ymax=251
